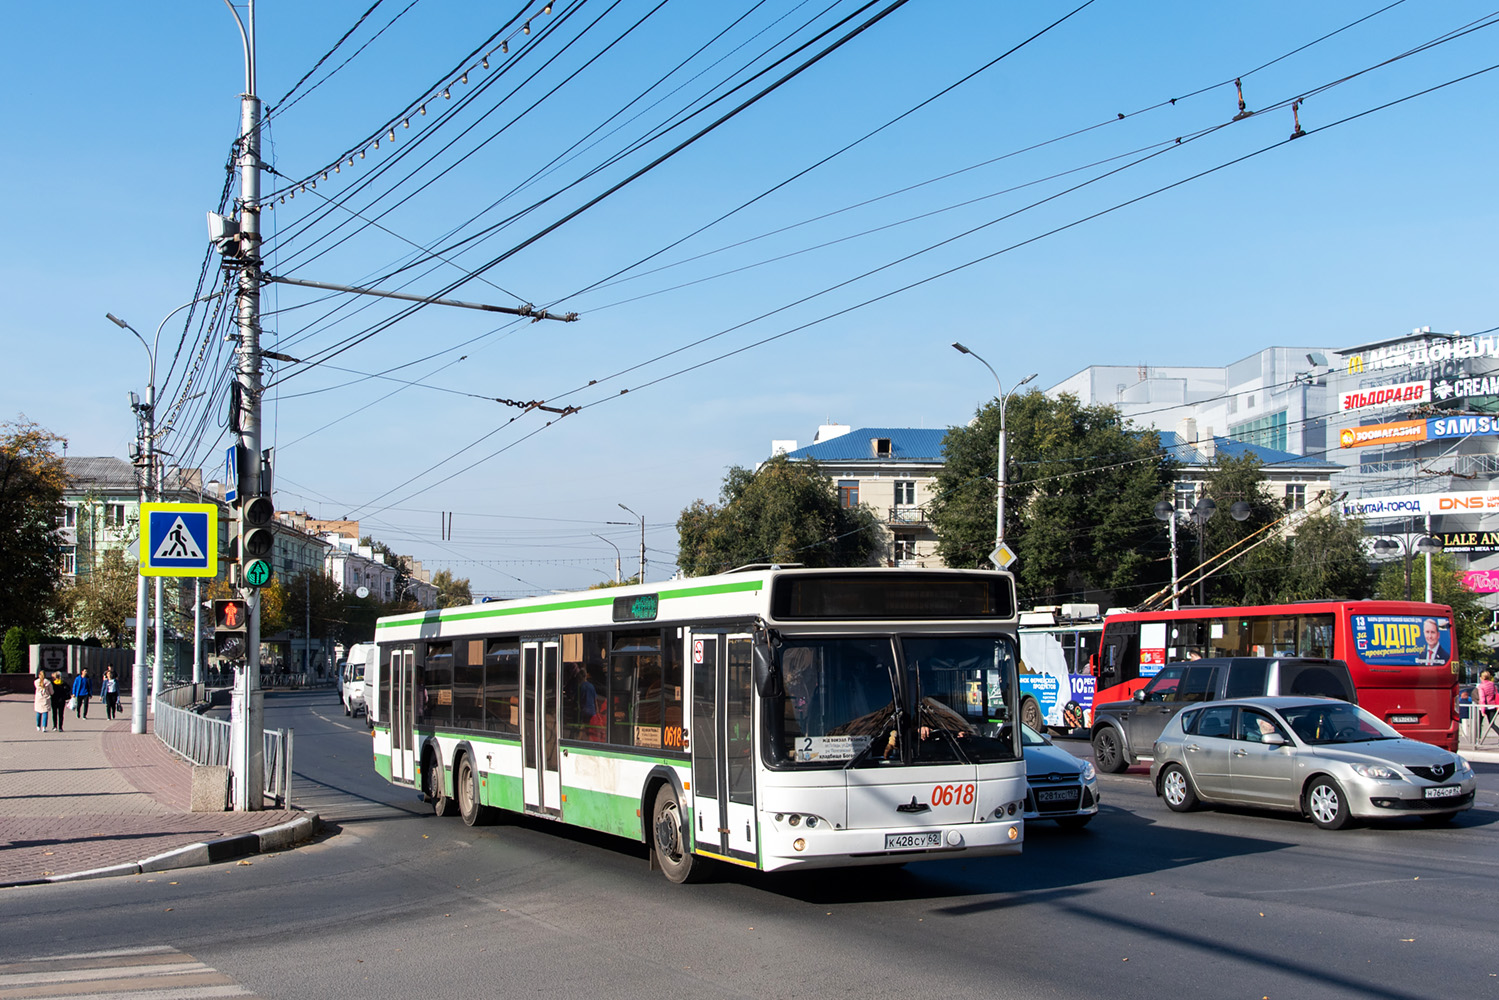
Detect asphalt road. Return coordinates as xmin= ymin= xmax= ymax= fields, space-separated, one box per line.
xmin=7 ymin=691 xmax=1497 ymax=1000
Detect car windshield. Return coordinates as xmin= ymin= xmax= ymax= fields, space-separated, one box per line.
xmin=1019 ymin=723 xmax=1048 ymax=747
xmin=768 ymin=634 xmax=1019 ymax=767
xmin=1277 ymin=702 xmax=1400 ymax=745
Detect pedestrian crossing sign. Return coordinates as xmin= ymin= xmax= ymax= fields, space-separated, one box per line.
xmin=139 ymin=502 xmax=219 ymax=577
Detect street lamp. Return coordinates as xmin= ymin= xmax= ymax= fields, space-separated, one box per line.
xmin=109 ymin=296 xmax=218 ymax=735
xmin=952 ymin=342 xmax=1035 ymax=569
xmin=1187 ymin=495 xmax=1251 ymax=606
xmin=1372 ymin=525 xmax=1444 ymax=602
xmin=593 ymin=533 xmax=622 ymax=585
xmin=617 ymin=504 xmax=646 ymax=584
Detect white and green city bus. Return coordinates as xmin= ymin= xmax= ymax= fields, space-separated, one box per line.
xmin=368 ymin=566 xmax=1026 ymax=882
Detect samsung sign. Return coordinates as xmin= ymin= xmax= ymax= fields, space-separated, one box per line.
xmin=1428 ymin=415 xmax=1499 ymax=438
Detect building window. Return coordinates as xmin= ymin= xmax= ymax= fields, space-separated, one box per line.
xmin=105 ymin=503 xmax=129 ymax=528
xmin=56 ymin=505 xmax=77 ymax=528
xmin=894 ymin=481 xmax=916 ymax=505
xmin=1285 ymin=483 xmax=1306 ymax=510
xmin=59 ymin=546 xmax=76 ymax=575
xmin=1230 ymin=410 xmax=1288 ymax=451
xmin=838 ymin=480 xmax=859 ymax=508
xmin=1174 ymin=481 xmax=1200 ymax=514
xmin=893 ymin=535 xmax=917 ymax=562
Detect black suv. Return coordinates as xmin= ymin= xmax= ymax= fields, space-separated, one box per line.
xmin=1090 ymin=657 xmax=1356 ymax=773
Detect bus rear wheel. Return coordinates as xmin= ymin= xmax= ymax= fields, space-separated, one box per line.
xmin=427 ymin=755 xmax=455 ymax=817
xmin=651 ymin=784 xmax=702 ymax=884
xmin=1020 ymin=697 xmax=1043 ymax=732
xmin=456 ymin=754 xmax=496 ymax=827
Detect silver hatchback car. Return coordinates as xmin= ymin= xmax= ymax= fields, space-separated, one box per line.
xmin=1150 ymin=696 xmax=1476 ymax=829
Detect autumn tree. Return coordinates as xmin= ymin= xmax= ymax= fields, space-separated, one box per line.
xmin=929 ymin=392 xmax=1176 ymax=608
xmin=0 ymin=418 xmax=68 ymax=634
xmin=432 ymin=569 xmax=472 ymax=607
xmin=60 ymin=548 xmax=138 ymax=643
xmin=676 ymin=454 xmax=882 ymax=576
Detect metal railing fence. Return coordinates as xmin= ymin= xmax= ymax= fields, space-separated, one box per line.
xmin=154 ymin=685 xmax=293 ymax=808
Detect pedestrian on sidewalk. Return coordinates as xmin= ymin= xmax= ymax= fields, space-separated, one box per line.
xmin=49 ymin=671 xmax=67 ymax=731
xmin=72 ymin=668 xmax=92 ymax=719
xmin=103 ymin=668 xmax=120 ymax=720
xmin=33 ymin=670 xmax=51 ymax=731
xmin=1476 ymin=670 xmax=1498 ymax=743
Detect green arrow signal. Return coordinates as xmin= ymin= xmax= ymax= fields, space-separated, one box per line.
xmin=245 ymin=559 xmax=272 ymax=588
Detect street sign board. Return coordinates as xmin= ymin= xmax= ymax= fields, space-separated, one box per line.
xmin=989 ymin=542 xmax=1017 ymax=571
xmin=244 ymin=558 xmax=272 ymax=588
xmin=222 ymin=445 xmax=239 ymax=504
xmin=139 ymin=502 xmax=219 ymax=577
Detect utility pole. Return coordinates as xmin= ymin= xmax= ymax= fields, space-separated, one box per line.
xmin=618 ymin=504 xmax=645 ymax=583
xmin=223 ymin=0 xmax=265 ymax=811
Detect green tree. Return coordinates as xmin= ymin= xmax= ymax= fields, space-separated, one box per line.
xmin=1192 ymin=453 xmax=1291 ymax=604
xmin=3 ymin=625 xmax=36 ymax=673
xmin=1374 ymin=552 xmax=1489 ymax=661
xmin=0 ymin=418 xmax=68 ymax=634
xmin=1277 ymin=512 xmax=1373 ymax=602
xmin=281 ymin=569 xmax=342 ymax=650
xmin=929 ymin=392 xmax=1176 ymax=607
xmin=59 ymin=548 xmax=138 ymax=643
xmin=676 ymin=454 xmax=882 ymax=576
xmin=432 ymin=569 xmax=472 ymax=608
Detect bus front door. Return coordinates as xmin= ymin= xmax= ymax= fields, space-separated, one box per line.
xmin=390 ymin=646 xmax=417 ymax=784
xmin=689 ymin=632 xmax=757 ymax=864
xmin=521 ymin=640 xmax=562 ymax=817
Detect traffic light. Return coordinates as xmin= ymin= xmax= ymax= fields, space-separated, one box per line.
xmin=240 ymin=495 xmax=275 ymax=560
xmin=214 ymin=597 xmax=248 ymax=662
xmin=214 ymin=598 xmax=248 ymax=631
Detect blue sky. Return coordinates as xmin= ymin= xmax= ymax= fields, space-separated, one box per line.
xmin=3 ymin=1 xmax=1495 ymax=596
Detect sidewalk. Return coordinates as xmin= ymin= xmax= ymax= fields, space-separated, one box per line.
xmin=0 ymin=692 xmax=313 ymax=887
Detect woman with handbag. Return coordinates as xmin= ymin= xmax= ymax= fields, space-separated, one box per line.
xmin=103 ymin=668 xmax=120 ymax=720
xmin=33 ymin=670 xmax=51 ymax=732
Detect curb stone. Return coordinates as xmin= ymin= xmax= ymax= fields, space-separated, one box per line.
xmin=1 ymin=812 xmax=320 ymax=889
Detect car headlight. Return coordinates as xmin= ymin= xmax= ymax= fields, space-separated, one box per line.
xmin=1455 ymin=755 xmax=1474 ymax=778
xmin=1350 ymin=763 xmax=1404 ymax=780
xmin=1078 ymin=760 xmax=1096 ymax=783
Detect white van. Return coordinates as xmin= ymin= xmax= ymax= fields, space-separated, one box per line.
xmin=342 ymin=643 xmax=374 ymax=718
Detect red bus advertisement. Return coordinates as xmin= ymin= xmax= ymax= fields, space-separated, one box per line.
xmin=1093 ymin=601 xmax=1459 ymax=750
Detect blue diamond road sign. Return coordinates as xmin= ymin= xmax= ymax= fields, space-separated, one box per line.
xmin=139 ymin=502 xmax=219 ymax=577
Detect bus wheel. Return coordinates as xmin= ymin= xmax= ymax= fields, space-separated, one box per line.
xmin=457 ymin=753 xmax=496 ymax=827
xmin=1020 ymin=698 xmax=1043 ymax=732
xmin=1091 ymin=727 xmax=1127 ymax=774
xmin=651 ymin=784 xmax=700 ymax=884
xmin=426 ymin=755 xmax=455 ymax=817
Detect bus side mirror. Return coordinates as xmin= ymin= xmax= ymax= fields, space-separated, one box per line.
xmin=753 ymin=640 xmax=780 ymax=698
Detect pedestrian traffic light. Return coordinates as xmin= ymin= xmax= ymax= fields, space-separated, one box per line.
xmin=214 ymin=598 xmax=248 ymax=632
xmin=240 ymin=495 xmax=275 ymax=560
xmin=215 ymin=631 xmax=248 ymax=660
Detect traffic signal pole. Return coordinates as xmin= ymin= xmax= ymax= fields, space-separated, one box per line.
xmin=226 ymin=0 xmax=264 ymax=811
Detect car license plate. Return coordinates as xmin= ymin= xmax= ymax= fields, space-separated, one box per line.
xmin=1424 ymin=785 xmax=1462 ymax=799
xmin=885 ymin=831 xmax=942 ymax=850
xmin=1389 ymin=714 xmax=1420 ymax=724
xmin=1037 ymin=789 xmax=1074 ymax=802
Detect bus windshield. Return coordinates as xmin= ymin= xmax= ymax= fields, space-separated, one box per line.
xmin=771 ymin=635 xmax=1017 ymax=767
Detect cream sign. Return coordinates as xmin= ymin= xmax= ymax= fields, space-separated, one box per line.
xmin=1339 ymin=380 xmax=1429 ymax=413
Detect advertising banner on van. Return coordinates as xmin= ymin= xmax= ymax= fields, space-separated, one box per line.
xmin=1350 ymin=614 xmax=1452 ymax=666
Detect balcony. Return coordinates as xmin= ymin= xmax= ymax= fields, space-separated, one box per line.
xmin=888 ymin=505 xmax=928 ymax=525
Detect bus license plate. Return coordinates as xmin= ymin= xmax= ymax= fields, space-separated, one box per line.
xmin=1424 ymin=785 xmax=1462 ymax=799
xmin=1389 ymin=714 xmax=1420 ymax=724
xmin=885 ymin=831 xmax=942 ymax=850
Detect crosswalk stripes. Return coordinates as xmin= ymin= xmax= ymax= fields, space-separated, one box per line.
xmin=0 ymin=945 xmax=260 ymax=1000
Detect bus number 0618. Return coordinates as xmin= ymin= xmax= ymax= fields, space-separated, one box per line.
xmin=931 ymin=783 xmax=975 ymax=806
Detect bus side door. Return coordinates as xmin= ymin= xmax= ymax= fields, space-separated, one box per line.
xmin=689 ymin=632 xmax=757 ymax=864
xmin=521 ymin=640 xmax=562 ymax=817
xmin=390 ymin=645 xmax=417 ymax=784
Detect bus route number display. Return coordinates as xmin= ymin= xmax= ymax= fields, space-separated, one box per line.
xmin=613 ymin=593 xmax=658 ymax=622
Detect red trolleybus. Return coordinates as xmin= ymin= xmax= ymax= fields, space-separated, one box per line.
xmin=1094 ymin=601 xmax=1459 ymax=750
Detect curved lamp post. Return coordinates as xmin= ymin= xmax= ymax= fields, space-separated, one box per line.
xmin=952 ymin=343 xmax=1035 ymax=569
xmin=1373 ymin=526 xmax=1443 ymax=602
